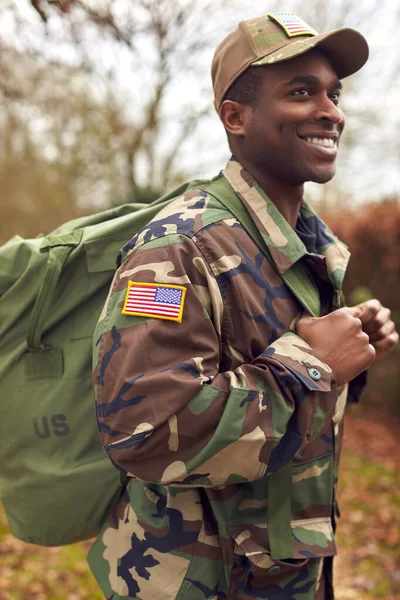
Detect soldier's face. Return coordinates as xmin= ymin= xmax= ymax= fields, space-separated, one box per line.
xmin=242 ymin=49 xmax=345 ymax=185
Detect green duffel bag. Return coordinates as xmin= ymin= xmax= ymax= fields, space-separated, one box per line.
xmin=0 ymin=181 xmax=202 ymax=546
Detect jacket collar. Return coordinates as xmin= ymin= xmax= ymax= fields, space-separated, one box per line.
xmin=222 ymin=158 xmax=350 ymax=291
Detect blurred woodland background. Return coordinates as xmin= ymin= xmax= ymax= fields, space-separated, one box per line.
xmin=0 ymin=0 xmax=399 ymax=599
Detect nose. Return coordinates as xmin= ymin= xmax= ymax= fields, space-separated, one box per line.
xmin=314 ymin=98 xmax=344 ymax=127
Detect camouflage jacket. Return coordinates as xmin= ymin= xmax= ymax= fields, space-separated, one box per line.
xmin=88 ymin=158 xmax=352 ymax=600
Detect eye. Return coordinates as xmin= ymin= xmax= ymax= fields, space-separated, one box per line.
xmin=292 ymin=87 xmax=312 ymax=97
xmin=329 ymin=91 xmax=341 ymax=104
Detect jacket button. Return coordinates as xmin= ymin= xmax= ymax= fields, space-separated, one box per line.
xmin=307 ymin=367 xmax=321 ymax=381
xmin=268 ymin=565 xmax=281 ymax=575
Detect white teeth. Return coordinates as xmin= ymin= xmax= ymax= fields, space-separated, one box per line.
xmin=304 ymin=137 xmax=335 ymax=148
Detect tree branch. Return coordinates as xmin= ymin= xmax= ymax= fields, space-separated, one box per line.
xmin=30 ymin=0 xmax=48 ymax=21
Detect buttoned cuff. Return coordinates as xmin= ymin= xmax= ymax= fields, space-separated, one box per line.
xmin=263 ymin=332 xmax=333 ymax=392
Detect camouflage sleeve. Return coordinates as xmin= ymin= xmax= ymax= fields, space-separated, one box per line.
xmin=94 ymin=234 xmax=337 ymax=486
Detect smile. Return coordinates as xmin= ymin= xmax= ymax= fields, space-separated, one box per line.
xmin=298 ymin=135 xmax=338 ymax=156
xmin=302 ymin=137 xmax=336 ymax=148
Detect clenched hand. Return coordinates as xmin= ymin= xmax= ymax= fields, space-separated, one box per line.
xmin=351 ymin=299 xmax=399 ymax=360
xmin=296 ymin=299 xmax=398 ymax=386
xmin=296 ymin=308 xmax=376 ymax=387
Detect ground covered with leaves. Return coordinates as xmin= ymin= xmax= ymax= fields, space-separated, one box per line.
xmin=0 ymin=411 xmax=398 ymax=600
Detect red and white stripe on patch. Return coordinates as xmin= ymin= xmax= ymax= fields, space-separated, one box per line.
xmin=122 ymin=281 xmax=186 ymax=323
xmin=268 ymin=13 xmax=318 ymax=38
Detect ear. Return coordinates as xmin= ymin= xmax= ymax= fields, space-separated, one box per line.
xmin=219 ymin=100 xmax=252 ymax=138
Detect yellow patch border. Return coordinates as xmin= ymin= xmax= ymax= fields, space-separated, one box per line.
xmin=268 ymin=13 xmax=317 ymax=38
xmin=121 ymin=281 xmax=187 ymax=323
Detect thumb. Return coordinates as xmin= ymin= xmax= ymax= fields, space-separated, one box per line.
xmin=295 ymin=311 xmax=319 ymax=333
xmin=296 ymin=311 xmax=316 ymax=324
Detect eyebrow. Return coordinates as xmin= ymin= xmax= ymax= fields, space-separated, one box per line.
xmin=284 ymin=75 xmax=343 ymax=89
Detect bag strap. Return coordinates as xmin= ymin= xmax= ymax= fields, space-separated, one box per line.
xmin=204 ymin=178 xmax=321 ymax=318
xmin=25 ymin=230 xmax=83 ymax=380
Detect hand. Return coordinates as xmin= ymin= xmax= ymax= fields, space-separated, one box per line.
xmin=296 ymin=308 xmax=376 ymax=387
xmin=351 ymin=299 xmax=399 ymax=360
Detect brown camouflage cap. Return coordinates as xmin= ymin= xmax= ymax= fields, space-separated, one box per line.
xmin=212 ymin=12 xmax=369 ymax=110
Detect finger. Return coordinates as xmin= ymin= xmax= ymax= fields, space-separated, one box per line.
xmin=362 ymin=307 xmax=391 ymax=335
xmin=372 ymin=330 xmax=399 ymax=360
xmin=351 ymin=299 xmax=382 ymax=326
xmin=368 ymin=318 xmax=396 ymax=342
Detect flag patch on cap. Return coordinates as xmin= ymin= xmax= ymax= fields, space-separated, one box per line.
xmin=268 ymin=13 xmax=318 ymax=38
xmin=122 ymin=281 xmax=186 ymax=322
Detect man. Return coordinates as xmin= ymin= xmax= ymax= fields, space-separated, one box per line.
xmin=88 ymin=13 xmax=398 ymax=600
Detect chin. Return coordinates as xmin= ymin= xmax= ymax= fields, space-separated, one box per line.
xmin=308 ymin=166 xmax=336 ymax=184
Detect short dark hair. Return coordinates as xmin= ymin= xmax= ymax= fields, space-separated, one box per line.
xmin=223 ymin=66 xmax=268 ymax=107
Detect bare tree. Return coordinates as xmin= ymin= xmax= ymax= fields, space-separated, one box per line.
xmin=2 ymin=0 xmax=225 ymax=201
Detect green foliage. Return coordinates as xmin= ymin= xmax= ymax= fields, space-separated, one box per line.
xmin=348 ymin=286 xmax=374 ymax=306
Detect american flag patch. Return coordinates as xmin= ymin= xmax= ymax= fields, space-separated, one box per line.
xmin=122 ymin=282 xmax=186 ymax=322
xmin=268 ymin=13 xmax=318 ymax=38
